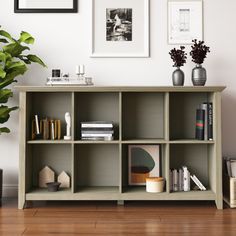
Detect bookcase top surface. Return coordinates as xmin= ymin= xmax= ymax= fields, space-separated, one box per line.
xmin=15 ymin=86 xmax=226 ymax=92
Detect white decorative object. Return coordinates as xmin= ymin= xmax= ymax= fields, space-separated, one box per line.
xmin=146 ymin=177 xmax=164 ymax=193
xmin=58 ymin=171 xmax=71 ymax=188
xmin=39 ymin=166 xmax=55 ymax=188
xmin=168 ymin=0 xmax=203 ymax=44
xmin=91 ymin=0 xmax=150 ymax=58
xmin=64 ymin=112 xmax=72 ymax=140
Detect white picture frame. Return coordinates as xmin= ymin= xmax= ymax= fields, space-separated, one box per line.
xmin=91 ymin=0 xmax=150 ymax=58
xmin=168 ymin=0 xmax=203 ymax=44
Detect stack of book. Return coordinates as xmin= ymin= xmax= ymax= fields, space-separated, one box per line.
xmin=195 ymin=102 xmax=213 ymax=140
xmin=81 ymin=121 xmax=114 ymax=141
xmin=32 ymin=115 xmax=61 ymax=140
xmin=170 ymin=166 xmax=206 ymax=192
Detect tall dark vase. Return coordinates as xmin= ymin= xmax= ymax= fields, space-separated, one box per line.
xmin=172 ymin=67 xmax=184 ymax=86
xmin=192 ymin=64 xmax=207 ymax=86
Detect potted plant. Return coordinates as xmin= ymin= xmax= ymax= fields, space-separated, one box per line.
xmin=190 ymin=39 xmax=210 ymax=86
xmin=0 ymin=26 xmax=46 ymax=202
xmin=169 ymin=46 xmax=187 ymax=86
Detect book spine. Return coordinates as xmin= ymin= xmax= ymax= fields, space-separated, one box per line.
xmin=193 ymin=175 xmax=206 ymax=191
xmin=81 ymin=130 xmax=114 ymax=135
xmin=179 ymin=169 xmax=183 ymax=191
xmin=195 ymin=109 xmax=205 ymax=140
xmin=81 ymin=133 xmax=113 ymax=137
xmin=173 ymin=169 xmax=178 ymax=192
xmin=190 ymin=175 xmax=203 ymax=190
xmin=35 ymin=115 xmax=40 ymax=135
xmin=183 ymin=166 xmax=190 ymax=192
xmin=81 ymin=128 xmax=114 ymax=131
xmin=201 ymin=104 xmax=208 ymax=140
xmin=208 ymin=102 xmax=213 ymax=140
xmin=81 ymin=123 xmax=113 ymax=128
xmin=169 ymin=170 xmax=173 ymax=192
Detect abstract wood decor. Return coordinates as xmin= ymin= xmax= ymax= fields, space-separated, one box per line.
xmin=57 ymin=171 xmax=70 ymax=188
xmin=39 ymin=166 xmax=55 ymax=188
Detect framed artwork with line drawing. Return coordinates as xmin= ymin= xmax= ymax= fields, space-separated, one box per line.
xmin=168 ymin=0 xmax=203 ymax=44
xmin=91 ymin=0 xmax=150 ymax=58
xmin=128 ymin=145 xmax=160 ymax=186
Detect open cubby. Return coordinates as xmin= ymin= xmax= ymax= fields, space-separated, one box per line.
xmin=26 ymin=144 xmax=72 ymax=192
xmin=18 ymin=86 xmax=225 ymax=209
xmin=74 ymin=92 xmax=120 ymax=140
xmin=169 ymin=92 xmax=213 ymax=140
xmin=170 ymin=144 xmax=212 ymax=189
xmin=122 ymin=92 xmax=165 ymax=140
xmin=75 ymin=144 xmax=119 ymax=192
xmin=26 ymin=92 xmax=72 ymax=141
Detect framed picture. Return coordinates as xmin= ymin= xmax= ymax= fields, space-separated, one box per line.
xmin=128 ymin=145 xmax=160 ymax=186
xmin=91 ymin=0 xmax=150 ymax=58
xmin=14 ymin=0 xmax=78 ymax=13
xmin=168 ymin=0 xmax=203 ymax=44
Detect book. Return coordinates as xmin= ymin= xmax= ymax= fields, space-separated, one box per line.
xmin=169 ymin=170 xmax=173 ymax=192
xmin=208 ymin=102 xmax=213 ymax=140
xmin=231 ymin=160 xmax=236 ymax=178
xmin=81 ymin=130 xmax=114 ymax=135
xmin=190 ymin=175 xmax=202 ymax=190
xmin=81 ymin=121 xmax=113 ymax=128
xmin=178 ymin=168 xmax=183 ymax=191
xmin=173 ymin=169 xmax=178 ymax=192
xmin=183 ymin=166 xmax=190 ymax=192
xmin=35 ymin=115 xmax=40 ymax=135
xmin=81 ymin=133 xmax=113 ymax=138
xmin=192 ymin=175 xmax=206 ymax=191
xmin=200 ymin=103 xmax=208 ymax=140
xmin=81 ymin=137 xmax=114 ymax=141
xmin=195 ymin=109 xmax=205 ymax=140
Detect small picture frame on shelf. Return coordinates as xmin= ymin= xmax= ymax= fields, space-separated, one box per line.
xmin=128 ymin=145 xmax=160 ymax=186
xmin=168 ymin=0 xmax=203 ymax=44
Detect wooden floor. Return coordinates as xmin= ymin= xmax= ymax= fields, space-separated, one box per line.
xmin=0 ymin=199 xmax=236 ymax=235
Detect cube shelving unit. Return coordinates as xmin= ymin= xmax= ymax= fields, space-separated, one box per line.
xmin=17 ymin=86 xmax=225 ymax=209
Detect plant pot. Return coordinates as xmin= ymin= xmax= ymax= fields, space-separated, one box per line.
xmin=46 ymin=182 xmax=61 ymax=192
xmin=172 ymin=67 xmax=184 ymax=86
xmin=192 ymin=64 xmax=207 ymax=86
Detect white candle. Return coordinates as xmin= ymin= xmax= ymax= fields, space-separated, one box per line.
xmin=80 ymin=65 xmax=85 ymax=74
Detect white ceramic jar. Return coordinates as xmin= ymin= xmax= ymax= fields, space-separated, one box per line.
xmin=146 ymin=177 xmax=165 ymax=193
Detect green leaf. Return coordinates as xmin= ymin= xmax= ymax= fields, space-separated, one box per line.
xmin=0 ymin=127 xmax=10 ymax=134
xmin=19 ymin=31 xmax=35 ymax=44
xmin=0 ymin=77 xmax=16 ymax=90
xmin=0 ymin=89 xmax=13 ymax=103
xmin=3 ymin=43 xmax=30 ymax=57
xmin=0 ymin=105 xmax=18 ymax=124
xmin=27 ymin=54 xmax=46 ymax=67
xmin=0 ymin=67 xmax=6 ymax=79
xmin=0 ymin=38 xmax=8 ymax=43
xmin=0 ymin=30 xmax=13 ymax=41
xmin=0 ymin=52 xmax=6 ymax=63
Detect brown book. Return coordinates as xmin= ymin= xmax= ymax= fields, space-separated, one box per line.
xmin=31 ymin=119 xmax=36 ymax=140
xmin=56 ymin=120 xmax=61 ymax=140
xmin=43 ymin=119 xmax=49 ymax=140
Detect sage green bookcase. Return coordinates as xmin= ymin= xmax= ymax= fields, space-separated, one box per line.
xmin=17 ymin=86 xmax=225 ymax=209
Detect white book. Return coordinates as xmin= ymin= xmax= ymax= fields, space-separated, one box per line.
xmin=35 ymin=115 xmax=40 ymax=135
xmin=179 ymin=169 xmax=183 ymax=191
xmin=190 ymin=175 xmax=202 ymax=190
xmin=81 ymin=133 xmax=113 ymax=137
xmin=81 ymin=123 xmax=113 ymax=128
xmin=193 ymin=175 xmax=206 ymax=191
xmin=183 ymin=166 xmax=190 ymax=192
xmin=173 ymin=169 xmax=178 ymax=192
xmin=231 ymin=160 xmax=236 ymax=178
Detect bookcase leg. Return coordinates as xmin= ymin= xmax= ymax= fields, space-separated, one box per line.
xmin=215 ymin=199 xmax=223 ymax=210
xmin=117 ymin=200 xmax=124 ymax=205
xmin=18 ymin=200 xmax=26 ymax=210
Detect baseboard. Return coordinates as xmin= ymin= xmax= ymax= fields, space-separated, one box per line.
xmin=2 ymin=184 xmax=18 ymax=197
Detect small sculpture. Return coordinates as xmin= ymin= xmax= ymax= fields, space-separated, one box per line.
xmin=57 ymin=171 xmax=70 ymax=188
xmin=39 ymin=166 xmax=55 ymax=188
xmin=64 ymin=112 xmax=71 ymax=140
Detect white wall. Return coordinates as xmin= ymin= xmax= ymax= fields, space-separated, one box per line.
xmin=0 ymin=0 xmax=236 ymax=196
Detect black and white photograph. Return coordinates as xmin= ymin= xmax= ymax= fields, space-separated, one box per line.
xmin=106 ymin=8 xmax=132 ymax=41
